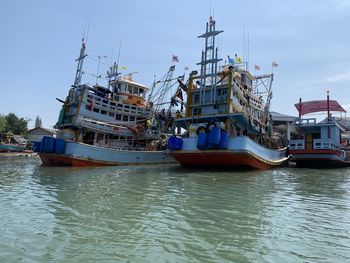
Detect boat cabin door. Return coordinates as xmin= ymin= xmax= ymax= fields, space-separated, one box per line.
xmin=305 ymin=133 xmax=313 ymax=150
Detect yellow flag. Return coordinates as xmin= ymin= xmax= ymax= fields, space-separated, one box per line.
xmin=120 ymin=66 xmax=127 ymax=70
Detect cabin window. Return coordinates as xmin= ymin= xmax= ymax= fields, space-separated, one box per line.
xmin=101 ymin=110 xmax=107 ymax=115
xmin=110 ymin=102 xmax=116 ymax=106
xmin=95 ymin=97 xmax=101 ymax=102
xmin=124 ymin=105 xmax=130 ymax=109
xmin=108 ymin=112 xmax=114 ymax=117
xmin=113 ymin=135 xmax=119 ymax=140
xmin=193 ymin=94 xmax=200 ymax=103
xmin=93 ymin=108 xmax=99 ymax=113
xmin=117 ymin=104 xmax=123 ymax=108
xmin=116 ymin=114 xmax=122 ymax=120
xmin=193 ymin=108 xmax=201 ymax=115
xmin=85 ymin=105 xmax=91 ymax=110
xmin=96 ymin=133 xmax=104 ymax=142
xmin=139 ymin=89 xmax=144 ymax=97
xmin=120 ymin=136 xmax=125 ymax=141
xmin=128 ymin=85 xmax=133 ymax=94
xmin=118 ymin=83 xmax=121 ymax=92
xmin=102 ymin=99 xmax=108 ymax=104
xmin=130 ymin=116 xmax=135 ymax=121
xmin=123 ymin=115 xmax=129 ymax=121
xmin=133 ymin=87 xmax=139 ymax=95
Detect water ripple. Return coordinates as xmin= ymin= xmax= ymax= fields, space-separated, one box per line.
xmin=1 ymin=157 xmax=350 ymax=262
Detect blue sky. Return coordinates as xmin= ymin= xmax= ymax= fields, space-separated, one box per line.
xmin=1 ymin=0 xmax=350 ymax=128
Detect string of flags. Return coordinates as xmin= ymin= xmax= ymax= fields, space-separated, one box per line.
xmin=254 ymin=62 xmax=279 ymax=71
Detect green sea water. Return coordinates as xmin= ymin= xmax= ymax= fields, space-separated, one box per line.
xmin=0 ymin=156 xmax=350 ymax=262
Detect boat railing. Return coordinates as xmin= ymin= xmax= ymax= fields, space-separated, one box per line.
xmin=294 ymin=118 xmax=317 ymax=126
xmin=290 ymin=139 xmax=305 ymax=150
xmin=313 ymin=138 xmax=339 ymax=150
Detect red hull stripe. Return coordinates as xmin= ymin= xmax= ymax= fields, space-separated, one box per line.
xmin=170 ymin=151 xmax=287 ymax=170
xmin=290 ymin=149 xmax=339 ymax=155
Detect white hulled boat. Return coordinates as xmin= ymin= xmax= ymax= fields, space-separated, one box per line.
xmin=38 ymin=40 xmax=175 ymax=166
xmin=167 ymin=17 xmax=289 ymax=170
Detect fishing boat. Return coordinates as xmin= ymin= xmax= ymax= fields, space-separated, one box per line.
xmin=167 ymin=17 xmax=289 ymax=170
xmin=37 ymin=40 xmax=175 ymax=166
xmin=0 ymin=133 xmax=27 ymax=152
xmin=289 ymin=93 xmax=350 ymax=168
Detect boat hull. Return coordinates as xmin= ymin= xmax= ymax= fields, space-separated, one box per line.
xmin=290 ymin=149 xmax=350 ymax=168
xmin=169 ymin=137 xmax=289 ymax=170
xmin=0 ymin=143 xmax=25 ymax=152
xmin=39 ymin=141 xmax=176 ymax=167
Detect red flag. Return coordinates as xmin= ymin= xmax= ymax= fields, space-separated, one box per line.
xmin=172 ymin=55 xmax=179 ymax=62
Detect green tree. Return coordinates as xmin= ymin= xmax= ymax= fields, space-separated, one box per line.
xmin=4 ymin=113 xmax=29 ymax=135
xmin=35 ymin=116 xmax=42 ymax=128
xmin=0 ymin=115 xmax=7 ymax=133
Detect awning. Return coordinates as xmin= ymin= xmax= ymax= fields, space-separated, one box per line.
xmin=294 ymin=100 xmax=346 ymax=115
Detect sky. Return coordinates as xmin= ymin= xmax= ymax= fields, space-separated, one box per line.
xmin=1 ymin=0 xmax=350 ymax=129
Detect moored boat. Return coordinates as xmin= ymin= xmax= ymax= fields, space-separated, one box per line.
xmin=289 ymin=94 xmax=350 ymax=168
xmin=0 ymin=143 xmax=26 ymax=153
xmin=167 ymin=17 xmax=289 ymax=170
xmin=37 ymin=40 xmax=176 ymax=166
xmin=0 ymin=133 xmax=27 ymax=152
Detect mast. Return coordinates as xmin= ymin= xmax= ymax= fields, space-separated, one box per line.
xmin=107 ymin=62 xmax=120 ymax=90
xmin=197 ymin=16 xmax=223 ymax=106
xmin=73 ymin=39 xmax=87 ymax=87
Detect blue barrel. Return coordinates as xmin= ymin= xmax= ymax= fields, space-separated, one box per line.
xmin=40 ymin=138 xmax=45 ymax=153
xmin=55 ymin=139 xmax=65 ymax=154
xmin=43 ymin=136 xmax=55 ymax=153
xmin=208 ymin=127 xmax=221 ymax=147
xmin=218 ymin=129 xmax=229 ymax=149
xmin=167 ymin=136 xmax=183 ymax=150
xmin=197 ymin=133 xmax=208 ymax=150
xmin=32 ymin=141 xmax=41 ymax=152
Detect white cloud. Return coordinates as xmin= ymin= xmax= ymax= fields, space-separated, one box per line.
xmin=326 ymin=70 xmax=350 ymax=82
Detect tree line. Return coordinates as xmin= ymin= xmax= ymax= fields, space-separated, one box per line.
xmin=0 ymin=113 xmax=36 ymax=136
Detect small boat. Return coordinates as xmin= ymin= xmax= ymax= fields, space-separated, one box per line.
xmin=289 ymin=93 xmax=350 ymax=168
xmin=0 ymin=133 xmax=27 ymax=152
xmin=0 ymin=143 xmax=26 ymax=153
xmin=167 ymin=17 xmax=289 ymax=170
xmin=37 ymin=40 xmax=176 ymax=166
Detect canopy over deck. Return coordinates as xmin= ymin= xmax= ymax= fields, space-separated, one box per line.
xmin=295 ymin=100 xmax=346 ymax=116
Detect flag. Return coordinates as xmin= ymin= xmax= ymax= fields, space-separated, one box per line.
xmin=172 ymin=55 xmax=179 ymax=62
xmin=254 ymin=64 xmax=261 ymax=70
xmin=272 ymin=61 xmax=278 ymax=68
xmin=184 ymin=66 xmax=189 ymax=70
xmin=120 ymin=66 xmax=127 ymax=70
